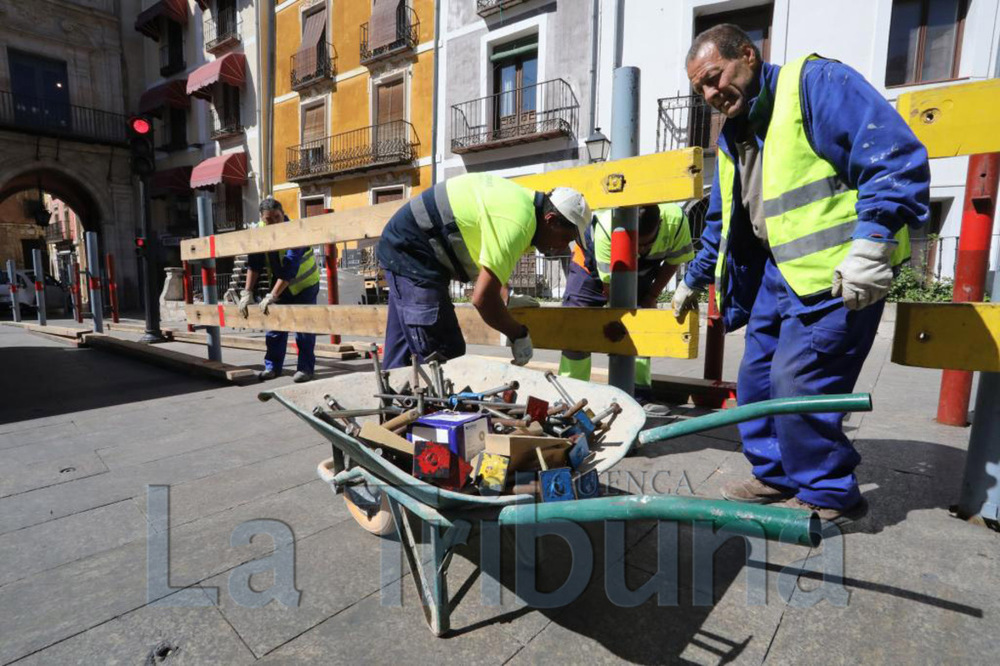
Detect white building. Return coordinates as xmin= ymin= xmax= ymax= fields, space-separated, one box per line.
xmin=594 ymin=0 xmax=1000 ymax=280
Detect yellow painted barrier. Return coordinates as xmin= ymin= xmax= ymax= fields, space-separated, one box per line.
xmin=897 ymin=79 xmax=1000 ymax=158
xmin=892 ymin=302 xmax=1000 ymax=372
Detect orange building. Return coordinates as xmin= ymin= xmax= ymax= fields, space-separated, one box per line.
xmin=272 ymin=0 xmax=436 ymax=249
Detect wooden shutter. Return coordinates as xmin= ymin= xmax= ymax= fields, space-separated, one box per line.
xmin=376 ymin=80 xmax=404 ymax=125
xmin=373 ymin=188 xmax=404 ymax=204
xmin=303 ymin=199 xmax=326 ymax=218
xmin=301 ymin=9 xmax=326 ymax=50
xmin=370 ymin=0 xmax=399 ymax=50
xmin=303 ymin=104 xmax=325 ymax=144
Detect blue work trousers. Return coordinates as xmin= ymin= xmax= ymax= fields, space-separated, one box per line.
xmin=737 ymin=259 xmax=883 ymax=510
xmin=382 ymin=271 xmax=466 ymax=370
xmin=264 ymin=283 xmax=319 ymax=375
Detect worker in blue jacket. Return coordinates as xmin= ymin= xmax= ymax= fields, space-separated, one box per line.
xmin=674 ymin=25 xmax=930 ymax=523
xmin=238 ymin=197 xmax=321 ymax=383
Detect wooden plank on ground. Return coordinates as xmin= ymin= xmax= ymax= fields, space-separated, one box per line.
xmin=168 ymin=329 xmax=360 ymax=359
xmin=81 ymin=333 xmax=258 ymax=383
xmin=892 ymin=302 xmax=1000 ymax=372
xmin=185 ymin=304 xmax=699 ymax=358
xmin=180 ymin=150 xmax=703 ymax=262
xmin=897 ymin=79 xmax=1000 ymax=158
xmin=106 ymin=322 xmax=176 ymax=339
xmin=512 ymin=149 xmax=703 ymax=209
xmin=3 ymin=321 xmax=88 ymax=338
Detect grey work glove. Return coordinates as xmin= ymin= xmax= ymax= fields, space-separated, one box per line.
xmin=671 ymin=280 xmax=702 ymax=320
xmin=508 ymin=327 xmax=533 ymax=366
xmin=507 ymin=293 xmax=541 ymax=308
xmin=237 ymin=289 xmax=254 ymax=318
xmin=258 ymin=292 xmax=276 ymax=315
xmin=832 ymin=239 xmax=895 ymax=311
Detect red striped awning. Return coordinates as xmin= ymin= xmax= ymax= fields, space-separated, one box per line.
xmin=150 ymin=166 xmax=193 ymax=198
xmin=190 ymin=152 xmax=247 ymax=190
xmin=135 ymin=0 xmax=189 ymax=41
xmin=186 ymin=53 xmax=247 ymax=100
xmin=138 ymin=80 xmax=190 ymax=116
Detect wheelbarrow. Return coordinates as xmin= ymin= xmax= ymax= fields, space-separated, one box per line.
xmin=260 ymin=355 xmax=872 ymax=636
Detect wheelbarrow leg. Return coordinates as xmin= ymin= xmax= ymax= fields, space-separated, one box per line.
xmin=387 ymin=497 xmax=452 ymax=636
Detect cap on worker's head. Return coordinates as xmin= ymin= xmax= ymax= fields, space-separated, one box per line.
xmin=548 ymin=187 xmax=592 ymax=245
xmin=259 ymin=196 xmax=284 ymax=214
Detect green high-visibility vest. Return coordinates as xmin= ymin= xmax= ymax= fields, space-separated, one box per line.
xmin=260 ymin=219 xmax=321 ymax=296
xmin=714 ymin=54 xmax=910 ymax=304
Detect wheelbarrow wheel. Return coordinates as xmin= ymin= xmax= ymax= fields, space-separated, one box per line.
xmin=344 ymin=486 xmax=395 ymax=536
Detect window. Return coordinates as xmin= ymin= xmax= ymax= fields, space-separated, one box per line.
xmin=161 ymin=20 xmax=185 ymax=75
xmin=491 ymin=35 xmax=538 ymax=136
xmin=166 ymin=106 xmax=187 ymax=150
xmin=694 ymin=4 xmax=773 ymax=61
xmin=886 ymin=0 xmax=966 ymax=86
xmin=221 ymin=85 xmax=241 ymax=127
xmin=375 ymin=78 xmax=405 ymax=126
xmin=8 ymin=49 xmax=70 ymax=129
xmin=302 ymin=102 xmax=326 ymax=167
xmin=302 ymin=197 xmax=326 ymax=218
xmin=372 ymin=187 xmax=404 ymax=204
xmin=374 ymin=79 xmax=405 ymax=158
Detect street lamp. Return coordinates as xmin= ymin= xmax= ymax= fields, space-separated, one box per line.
xmin=585 ymin=127 xmax=611 ymax=163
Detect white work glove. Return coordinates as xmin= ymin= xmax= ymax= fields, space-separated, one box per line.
xmin=832 ymin=239 xmax=895 ymax=311
xmin=508 ymin=328 xmax=533 ymax=366
xmin=258 ymin=292 xmax=276 ymax=315
xmin=237 ymin=289 xmax=254 ymax=317
xmin=507 ymin=293 xmax=541 ymax=308
xmin=671 ymin=280 xmax=702 ymax=320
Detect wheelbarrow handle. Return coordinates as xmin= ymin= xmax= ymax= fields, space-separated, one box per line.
xmin=638 ymin=393 xmax=872 ymax=446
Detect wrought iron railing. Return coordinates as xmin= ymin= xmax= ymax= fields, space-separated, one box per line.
xmin=656 ymin=93 xmax=721 ymax=153
xmin=360 ymin=5 xmax=419 ymax=65
xmin=45 ymin=224 xmax=67 ymax=242
xmin=448 ymin=253 xmax=572 ymax=300
xmin=209 ymin=106 xmax=242 ymax=140
xmin=286 ymin=119 xmax=418 ymax=181
xmin=212 ymin=202 xmax=243 ymax=232
xmin=451 ymin=78 xmax=578 ymax=154
xmin=291 ymin=42 xmax=336 ymax=90
xmin=204 ymin=7 xmax=241 ymax=52
xmin=0 ymin=90 xmax=127 ymax=145
xmin=476 ymin=0 xmax=527 ymax=17
xmin=159 ymin=41 xmax=185 ymax=76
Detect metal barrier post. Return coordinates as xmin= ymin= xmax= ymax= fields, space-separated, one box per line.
xmin=196 ymin=196 xmax=222 ymax=362
xmin=106 ymin=253 xmax=120 ymax=323
xmin=182 ymin=260 xmax=194 ymax=332
xmin=85 ymin=232 xmax=104 ymax=333
xmin=71 ymin=261 xmax=84 ymax=323
xmin=31 ymin=249 xmax=46 ymax=326
xmin=325 ymin=243 xmax=340 ymax=344
xmin=6 ymin=259 xmax=21 ymax=322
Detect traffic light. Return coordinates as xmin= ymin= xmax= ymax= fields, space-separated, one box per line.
xmin=127 ymin=115 xmax=156 ymax=177
xmin=134 ymin=236 xmax=147 ymax=254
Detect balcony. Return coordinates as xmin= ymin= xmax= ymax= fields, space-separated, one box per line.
xmin=476 ymin=0 xmax=527 ymax=17
xmin=450 ymin=78 xmax=578 ymax=154
xmin=360 ymin=5 xmax=418 ymax=65
xmin=0 ymin=90 xmax=127 ymax=146
xmin=45 ymin=223 xmax=67 ymax=243
xmin=204 ymin=8 xmax=241 ymax=53
xmin=286 ymin=120 xmax=418 ymax=181
xmin=656 ymin=93 xmax=721 ymax=153
xmin=209 ymin=107 xmax=242 ymax=140
xmin=159 ymin=41 xmax=185 ymax=77
xmin=291 ymin=43 xmax=336 ymax=91
xmin=212 ymin=200 xmax=244 ymax=233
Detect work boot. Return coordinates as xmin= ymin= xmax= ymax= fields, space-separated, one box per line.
xmin=721 ymin=477 xmax=795 ymax=504
xmin=780 ymin=496 xmax=869 ymax=526
xmin=257 ymin=369 xmax=277 ymax=382
xmin=292 ymin=371 xmax=313 ymax=383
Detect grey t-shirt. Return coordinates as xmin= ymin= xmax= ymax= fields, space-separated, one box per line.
xmin=735 ymin=133 xmax=768 ymax=245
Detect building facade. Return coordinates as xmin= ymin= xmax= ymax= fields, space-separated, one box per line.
xmin=606 ymin=0 xmax=1000 ymax=280
xmin=0 ymin=0 xmax=140 ymax=306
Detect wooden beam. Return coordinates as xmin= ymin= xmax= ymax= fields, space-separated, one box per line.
xmin=3 ymin=322 xmax=87 ymax=338
xmin=892 ymin=302 xmax=1000 ymax=372
xmin=185 ymin=304 xmax=699 ymax=358
xmin=897 ymin=79 xmax=1000 ymax=158
xmin=168 ymin=329 xmax=360 ymax=359
xmin=81 ymin=333 xmax=258 ymax=383
xmin=513 ymin=149 xmax=703 ymax=209
xmin=180 ymin=149 xmax=703 ymax=262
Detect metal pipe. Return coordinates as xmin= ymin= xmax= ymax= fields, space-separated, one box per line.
xmin=497 ymin=495 xmax=820 ymax=547
xmin=106 ymin=253 xmax=120 ymax=324
xmin=182 ymin=260 xmax=194 ymax=332
xmin=31 ymin=249 xmax=46 ymax=326
xmin=196 ymin=197 xmax=222 ymax=362
xmin=6 ymin=260 xmax=21 ymax=322
xmin=608 ymin=66 xmax=640 ymax=394
xmin=937 ymin=153 xmax=1000 ymax=426
xmin=430 ymin=0 xmax=441 ymax=185
xmin=639 ymin=393 xmax=873 ymax=445
xmin=700 ymin=283 xmax=726 ymax=407
xmin=85 ymin=232 xmax=103 ymax=333
xmin=71 ymin=261 xmax=83 ymax=323
xmin=324 ymin=243 xmax=340 ymax=344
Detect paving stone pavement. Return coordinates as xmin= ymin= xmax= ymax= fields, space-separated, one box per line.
xmin=0 ymin=318 xmax=997 ymax=665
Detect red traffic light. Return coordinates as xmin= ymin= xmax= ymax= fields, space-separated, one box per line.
xmin=135 ymin=237 xmax=146 ymax=248
xmin=129 ymin=116 xmax=152 ymax=135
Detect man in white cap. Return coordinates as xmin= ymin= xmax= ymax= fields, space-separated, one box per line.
xmin=376 ymin=173 xmax=590 ymax=369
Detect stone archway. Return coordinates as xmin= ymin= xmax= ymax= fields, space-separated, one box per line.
xmin=0 ymin=164 xmax=110 ymax=233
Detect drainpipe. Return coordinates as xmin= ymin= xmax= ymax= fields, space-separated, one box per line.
xmin=431 ymin=0 xmax=442 ymax=184
xmin=588 ymin=0 xmax=600 ymax=133
xmin=613 ymin=0 xmax=625 ymax=69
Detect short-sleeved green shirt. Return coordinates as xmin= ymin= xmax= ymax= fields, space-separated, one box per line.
xmin=593 ymin=203 xmax=694 ymax=283
xmin=445 ymin=174 xmax=538 ymax=284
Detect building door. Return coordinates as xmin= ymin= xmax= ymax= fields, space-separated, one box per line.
xmin=8 ymin=50 xmax=71 ymax=131
xmin=491 ymin=36 xmax=538 ymax=140
xmin=374 ymin=79 xmax=405 ymax=161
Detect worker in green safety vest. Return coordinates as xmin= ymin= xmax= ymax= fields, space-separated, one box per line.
xmin=674 ymin=25 xmax=930 ymax=523
xmin=558 ymin=203 xmax=694 ymax=412
xmin=238 ymin=197 xmax=321 ymax=383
